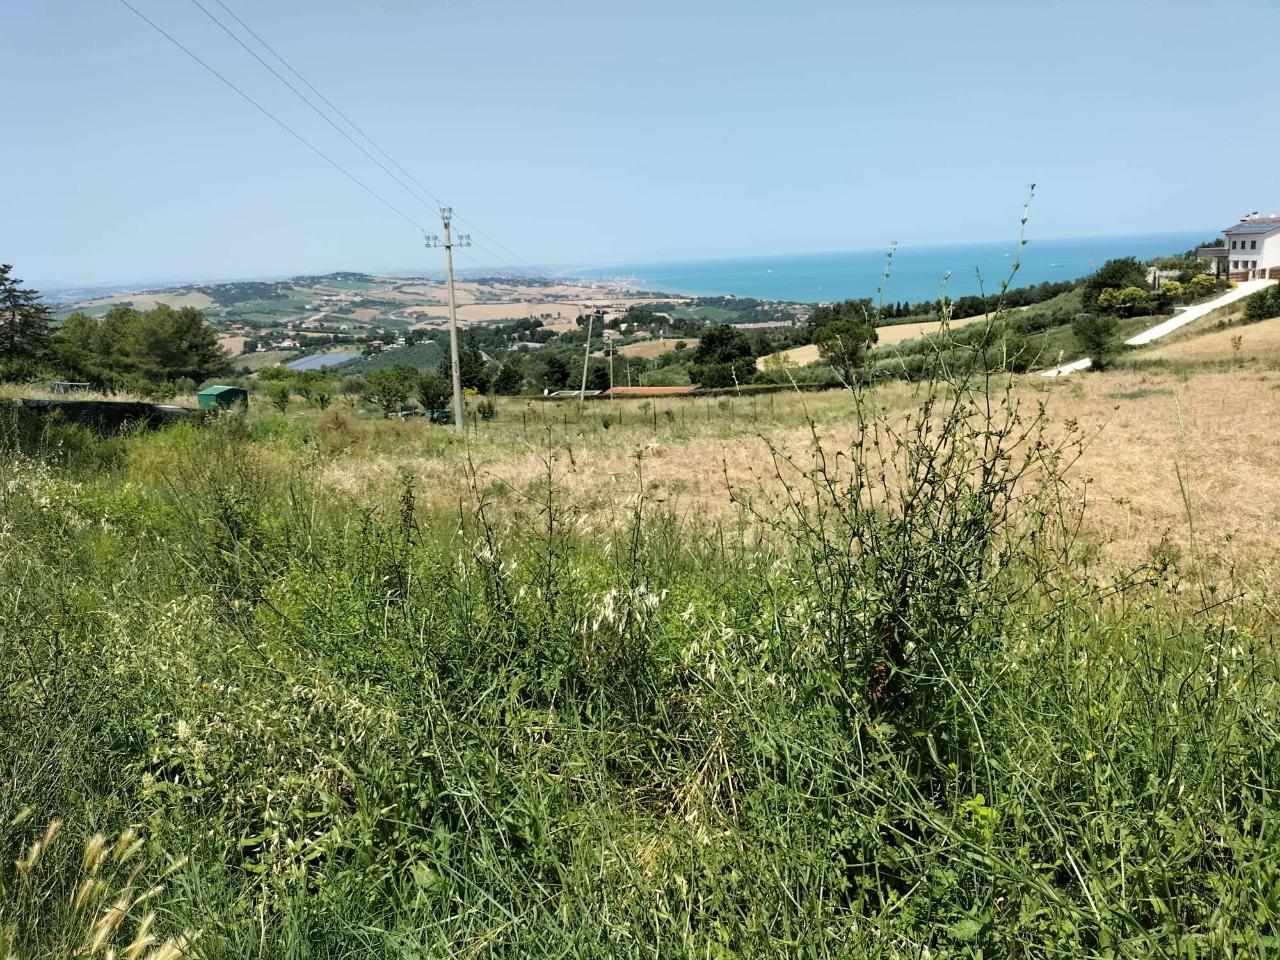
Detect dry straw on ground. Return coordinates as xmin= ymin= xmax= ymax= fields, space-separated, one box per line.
xmin=304 ymin=369 xmax=1280 ymax=579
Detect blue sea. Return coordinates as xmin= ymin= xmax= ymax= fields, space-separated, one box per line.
xmin=569 ymin=230 xmax=1212 ymax=304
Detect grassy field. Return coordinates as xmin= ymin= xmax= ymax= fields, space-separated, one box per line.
xmin=615 ymin=337 xmax=699 ymax=359
xmin=1138 ymin=314 xmax=1280 ymax=365
xmin=2 ymin=362 xmax=1279 ymax=957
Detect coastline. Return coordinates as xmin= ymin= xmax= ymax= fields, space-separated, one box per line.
xmin=567 ymin=229 xmax=1213 ymax=303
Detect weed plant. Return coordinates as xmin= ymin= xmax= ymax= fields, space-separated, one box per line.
xmin=1 ymin=345 xmax=1278 ymax=957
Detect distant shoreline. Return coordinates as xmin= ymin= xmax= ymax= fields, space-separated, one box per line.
xmin=568 ymin=229 xmax=1213 ymax=304
xmin=37 ymin=228 xmax=1214 ymax=308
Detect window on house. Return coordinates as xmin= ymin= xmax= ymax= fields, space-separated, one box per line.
xmin=1251 ymin=240 xmax=1257 ymax=249
xmin=1231 ymin=240 xmax=1237 ymax=249
xmin=1232 ymin=260 xmax=1239 ymax=268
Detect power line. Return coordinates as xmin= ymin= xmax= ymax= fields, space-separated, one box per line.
xmin=204 ymin=0 xmax=539 ymax=274
xmin=187 ymin=0 xmax=442 ymax=216
xmin=211 ymin=0 xmax=446 ymax=212
xmin=114 ymin=0 xmax=428 ymax=234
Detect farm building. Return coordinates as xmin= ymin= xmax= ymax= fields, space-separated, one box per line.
xmin=197 ymin=385 xmax=248 ymax=410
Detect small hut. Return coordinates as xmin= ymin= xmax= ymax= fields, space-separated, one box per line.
xmin=197 ymin=385 xmax=249 ymax=410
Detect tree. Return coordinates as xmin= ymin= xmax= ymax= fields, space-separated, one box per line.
xmin=1158 ymin=280 xmax=1184 ymax=306
xmin=439 ymin=333 xmax=489 ymax=392
xmin=493 ymin=359 xmax=524 ymax=395
xmin=0 ymin=264 xmax=53 ymax=365
xmin=690 ymin=324 xmax=756 ymax=388
xmin=58 ymin=311 xmax=98 ymax=351
xmin=1185 ymin=273 xmax=1220 ymax=301
xmin=533 ymin=352 xmax=571 ymax=392
xmin=1097 ymin=286 xmax=1153 ymax=318
xmin=54 ymin=304 xmax=228 ymax=386
xmin=1082 ymin=257 xmax=1147 ymax=313
xmin=364 ymin=366 xmax=417 ymax=415
xmin=586 ymin=361 xmax=611 ymax=393
xmin=807 ymin=300 xmax=878 ymax=383
xmin=1071 ymin=313 xmax=1119 ymax=371
xmin=417 ymin=372 xmax=452 ymax=420
xmin=267 ymin=382 xmax=292 ymax=412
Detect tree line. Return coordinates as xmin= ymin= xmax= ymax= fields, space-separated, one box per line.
xmin=0 ymin=265 xmax=229 ymax=392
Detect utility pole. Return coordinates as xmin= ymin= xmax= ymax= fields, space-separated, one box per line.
xmin=607 ymin=332 xmax=615 ymax=399
xmin=424 ymin=207 xmax=470 ymax=433
xmin=579 ymin=308 xmax=597 ymax=401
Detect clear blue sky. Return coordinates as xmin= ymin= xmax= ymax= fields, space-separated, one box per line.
xmin=4 ymin=0 xmax=1276 ymax=288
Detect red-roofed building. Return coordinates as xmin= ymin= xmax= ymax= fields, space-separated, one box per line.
xmin=602 ymin=386 xmax=697 ymax=398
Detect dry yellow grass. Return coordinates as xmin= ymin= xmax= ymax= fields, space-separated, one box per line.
xmin=217 ymin=335 xmax=248 ymax=357
xmin=616 ymin=337 xmax=699 ymax=359
xmin=874 ymin=312 xmax=988 ymax=346
xmin=1141 ymin=316 xmax=1280 ymax=364
xmin=306 ymin=368 xmax=1280 ymax=578
xmin=78 ymin=291 xmax=216 ymax=312
xmin=756 ymin=344 xmax=821 ymax=369
xmin=758 ymin=314 xmax=989 ymax=369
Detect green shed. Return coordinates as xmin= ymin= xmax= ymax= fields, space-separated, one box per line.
xmin=197 ymin=385 xmax=249 ymax=410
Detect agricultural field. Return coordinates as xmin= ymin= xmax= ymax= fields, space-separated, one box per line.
xmin=340 ymin=340 xmax=443 ymax=375
xmin=3 ymin=354 xmax=1279 ymax=956
xmin=668 ymin=304 xmax=738 ymax=322
xmin=614 ymin=336 xmax=698 ymax=359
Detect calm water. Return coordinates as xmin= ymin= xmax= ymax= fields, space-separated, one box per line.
xmin=570 ymin=230 xmax=1212 ymax=304
xmin=286 ymin=351 xmax=361 ymax=371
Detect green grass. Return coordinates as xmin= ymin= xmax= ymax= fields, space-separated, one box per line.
xmin=1 ymin=373 xmax=1278 ymax=957
xmin=1107 ymin=387 xmax=1174 ymax=401
xmin=224 ymin=294 xmax=309 ymax=323
xmin=313 ymin=278 xmax=383 ymax=292
xmin=54 ymin=303 xmax=119 ymax=322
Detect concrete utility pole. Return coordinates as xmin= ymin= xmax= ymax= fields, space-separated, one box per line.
xmin=607 ymin=334 xmax=615 ymax=398
xmin=425 ymin=207 xmax=470 ymax=432
xmin=578 ymin=308 xmax=597 ymax=401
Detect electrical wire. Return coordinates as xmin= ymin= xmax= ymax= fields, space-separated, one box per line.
xmin=114 ymin=0 xmax=429 ymax=234
xmin=204 ymin=0 xmax=540 ymax=274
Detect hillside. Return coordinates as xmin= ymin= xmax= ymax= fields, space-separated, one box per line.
xmin=339 ymin=340 xmax=444 ymax=374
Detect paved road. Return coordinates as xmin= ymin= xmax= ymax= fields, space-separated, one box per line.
xmin=1039 ymin=357 xmax=1092 ymax=378
xmin=1038 ymin=279 xmax=1277 ymax=377
xmin=1125 ymin=279 xmax=1274 ymax=346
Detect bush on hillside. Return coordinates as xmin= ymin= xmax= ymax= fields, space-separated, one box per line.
xmin=1243 ymin=285 xmax=1280 ymax=324
xmin=1097 ymin=286 xmax=1154 ymax=317
xmin=1071 ymin=312 xmax=1119 ymax=369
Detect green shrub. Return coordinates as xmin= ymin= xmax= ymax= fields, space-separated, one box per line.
xmin=1243 ymin=285 xmax=1280 ymax=324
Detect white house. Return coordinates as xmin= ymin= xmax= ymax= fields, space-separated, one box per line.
xmin=1222 ymin=215 xmax=1280 ymax=281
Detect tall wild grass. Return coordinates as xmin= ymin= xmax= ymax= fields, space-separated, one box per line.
xmin=1 ymin=359 xmax=1277 ymax=957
